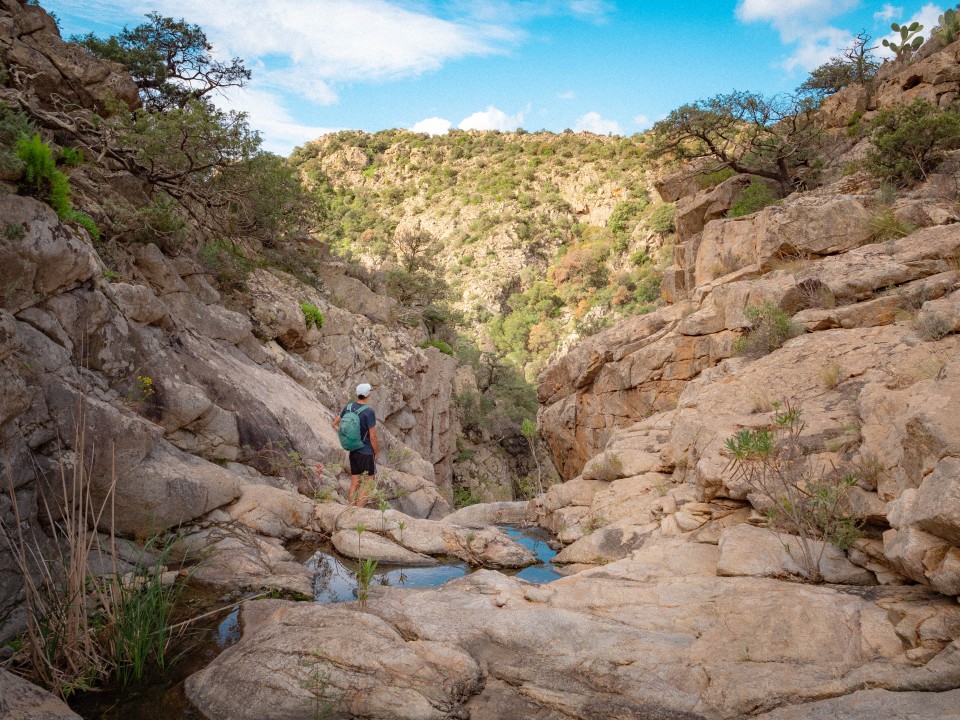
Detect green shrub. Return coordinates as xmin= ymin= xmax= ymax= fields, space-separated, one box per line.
xmin=57 ymin=146 xmax=84 ymax=167
xmin=63 ymin=209 xmax=101 ymax=241
xmin=696 ymin=167 xmax=736 ymax=189
xmin=301 ymin=302 xmax=324 ymax=330
xmin=867 ymin=100 xmax=960 ymax=185
xmin=199 ymin=239 xmax=254 ymax=292
xmin=16 ymin=134 xmax=71 ymax=215
xmin=0 ymin=102 xmax=33 ymax=174
xmin=647 ymin=203 xmax=676 ymax=233
xmin=725 ymin=400 xmax=863 ymax=582
xmin=734 ymin=301 xmax=801 ymax=357
xmin=728 ymin=180 xmax=778 ymax=217
xmin=608 ymin=199 xmax=648 ymax=238
xmin=131 ymin=192 xmax=188 ymax=250
xmin=453 ymin=486 xmax=482 ymax=508
xmin=868 ymin=207 xmax=915 ymax=241
xmin=419 ymin=338 xmax=454 ymax=355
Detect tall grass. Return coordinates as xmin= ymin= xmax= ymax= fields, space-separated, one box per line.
xmin=0 ymin=398 xmax=186 ymax=697
xmin=107 ymin=538 xmax=185 ymax=686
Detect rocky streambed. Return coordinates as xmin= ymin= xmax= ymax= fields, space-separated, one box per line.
xmin=70 ymin=509 xmax=562 ymax=720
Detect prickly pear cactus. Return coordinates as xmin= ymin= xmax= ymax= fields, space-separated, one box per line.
xmin=882 ymin=21 xmax=924 ymax=63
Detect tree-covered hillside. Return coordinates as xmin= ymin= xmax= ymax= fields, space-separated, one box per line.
xmin=292 ymin=129 xmax=675 ymax=385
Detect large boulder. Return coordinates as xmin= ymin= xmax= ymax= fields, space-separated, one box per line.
xmin=0 ymin=668 xmax=82 ymax=720
xmin=185 ymin=600 xmax=483 ymax=720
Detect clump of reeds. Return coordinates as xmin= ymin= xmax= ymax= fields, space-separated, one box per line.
xmin=1 ymin=397 xmax=186 ymax=698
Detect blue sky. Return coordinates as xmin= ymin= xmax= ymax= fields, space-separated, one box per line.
xmin=43 ymin=0 xmax=946 ymax=154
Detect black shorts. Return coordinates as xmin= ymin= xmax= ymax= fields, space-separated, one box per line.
xmin=349 ymin=452 xmax=376 ymax=477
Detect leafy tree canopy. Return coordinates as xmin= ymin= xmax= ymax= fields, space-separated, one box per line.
xmin=649 ymin=90 xmax=821 ymax=192
xmin=73 ymin=12 xmax=250 ymax=111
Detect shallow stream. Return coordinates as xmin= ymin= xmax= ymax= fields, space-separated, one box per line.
xmin=295 ymin=524 xmax=562 ymax=602
xmin=71 ymin=524 xmax=560 ymax=719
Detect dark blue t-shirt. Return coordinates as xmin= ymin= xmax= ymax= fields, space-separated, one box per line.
xmin=340 ymin=402 xmax=376 ymax=455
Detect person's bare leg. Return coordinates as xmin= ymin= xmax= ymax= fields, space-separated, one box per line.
xmin=355 ymin=472 xmax=372 ymax=507
xmin=348 ymin=474 xmax=361 ymax=505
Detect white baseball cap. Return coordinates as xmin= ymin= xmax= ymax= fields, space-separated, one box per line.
xmin=356 ymin=383 xmax=373 ymax=397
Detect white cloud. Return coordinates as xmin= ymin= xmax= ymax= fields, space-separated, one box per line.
xmin=736 ymin=0 xmax=859 ymax=39
xmin=568 ymin=0 xmax=614 ymax=18
xmin=634 ymin=114 xmax=652 ymax=130
xmin=877 ymin=3 xmax=943 ymax=58
xmin=149 ymin=0 xmax=516 ymax=94
xmin=874 ymin=4 xmax=904 ymax=22
xmin=458 ymin=106 xmax=526 ymax=131
xmin=411 ymin=117 xmax=452 ymax=135
xmin=573 ymin=111 xmax=621 ymax=135
xmin=217 ymin=85 xmax=337 ymax=155
xmin=780 ymin=26 xmax=852 ymax=72
xmin=558 ymin=90 xmax=576 ymax=100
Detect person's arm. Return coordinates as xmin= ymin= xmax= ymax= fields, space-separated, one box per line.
xmin=369 ymin=426 xmax=378 ymax=457
xmin=332 ymin=407 xmax=344 ymax=430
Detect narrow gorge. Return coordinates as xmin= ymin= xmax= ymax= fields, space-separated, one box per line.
xmin=1 ymin=1 xmax=959 ymax=718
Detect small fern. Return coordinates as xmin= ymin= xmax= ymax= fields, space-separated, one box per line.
xmin=16 ymin=133 xmax=71 ymax=216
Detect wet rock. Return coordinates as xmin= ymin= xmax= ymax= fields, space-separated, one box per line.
xmin=443 ymin=501 xmax=532 ymax=528
xmin=177 ymin=526 xmax=314 ymax=597
xmin=332 ymin=528 xmax=437 ymax=565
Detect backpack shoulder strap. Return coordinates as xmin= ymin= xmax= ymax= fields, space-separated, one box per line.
xmin=354 ymin=403 xmax=369 ymax=414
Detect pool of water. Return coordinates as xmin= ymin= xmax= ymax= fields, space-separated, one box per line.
xmin=70 ymin=524 xmax=559 ymax=718
xmin=300 ymin=523 xmax=561 ymax=602
xmin=69 ymin=597 xmax=242 ymax=720
xmin=498 ymin=525 xmax=563 ymax=584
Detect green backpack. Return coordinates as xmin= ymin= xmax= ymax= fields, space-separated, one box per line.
xmin=338 ymin=403 xmax=369 ymax=451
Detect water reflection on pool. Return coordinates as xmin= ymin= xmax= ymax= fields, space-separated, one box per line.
xmin=302 ymin=524 xmax=562 ymax=603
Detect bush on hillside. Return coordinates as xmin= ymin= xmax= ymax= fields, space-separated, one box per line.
xmin=0 ymin=102 xmax=33 ymax=175
xmin=608 ymin=199 xmax=648 ymax=239
xmin=728 ymin=181 xmax=779 ymax=217
xmin=16 ymin=133 xmax=71 ymax=215
xmin=725 ymin=400 xmax=863 ymax=582
xmin=647 ymin=203 xmax=676 ymax=234
xmin=867 ymin=99 xmax=960 ymax=185
xmin=734 ymin=302 xmax=802 ymax=357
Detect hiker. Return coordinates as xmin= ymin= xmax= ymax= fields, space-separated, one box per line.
xmin=332 ymin=382 xmax=378 ymax=506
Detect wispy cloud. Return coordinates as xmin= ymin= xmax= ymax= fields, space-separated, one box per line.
xmin=149 ymin=0 xmax=516 ymax=102
xmin=736 ymin=0 xmax=861 ymax=72
xmin=217 ymin=86 xmax=337 ymax=154
xmin=780 ymin=27 xmax=852 ymax=72
xmin=574 ymin=111 xmax=620 ymax=135
xmin=634 ymin=114 xmax=652 ymax=130
xmin=568 ymin=0 xmax=614 ymax=19
xmin=411 ymin=116 xmax=452 ymax=135
xmin=735 ymin=0 xmax=859 ymax=41
xmin=558 ymin=90 xmax=576 ymax=100
xmin=874 ymin=4 xmax=904 ymax=22
xmin=458 ymin=106 xmax=526 ymax=131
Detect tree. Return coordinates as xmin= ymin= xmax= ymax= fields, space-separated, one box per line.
xmin=74 ymin=13 xmax=250 ymax=111
xmin=392 ymin=229 xmax=438 ymax=272
xmin=867 ymin=99 xmax=960 ymax=185
xmin=797 ymin=32 xmax=878 ymax=101
xmin=649 ymin=91 xmax=821 ymax=192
